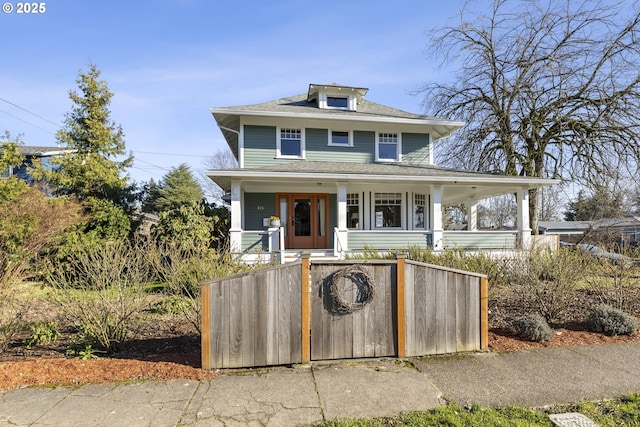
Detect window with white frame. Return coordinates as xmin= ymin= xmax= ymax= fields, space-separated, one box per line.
xmin=347 ymin=193 xmax=360 ymax=229
xmin=278 ymin=128 xmax=303 ymax=158
xmin=327 ymin=96 xmax=349 ymax=108
xmin=318 ymin=93 xmax=356 ymax=110
xmin=329 ymin=130 xmax=352 ymax=146
xmin=414 ymin=194 xmax=426 ymax=229
xmin=376 ymin=132 xmax=399 ymax=161
xmin=374 ymin=192 xmax=402 ymax=228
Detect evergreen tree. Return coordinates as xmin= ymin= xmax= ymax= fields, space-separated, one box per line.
xmin=155 ymin=164 xmax=204 ymax=213
xmin=40 ymin=63 xmax=132 ymax=204
xmin=139 ymin=178 xmax=160 ymax=213
xmin=34 ymin=64 xmax=134 ymax=265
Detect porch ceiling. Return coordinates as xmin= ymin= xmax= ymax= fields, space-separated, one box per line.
xmin=206 ymin=161 xmax=559 ymax=204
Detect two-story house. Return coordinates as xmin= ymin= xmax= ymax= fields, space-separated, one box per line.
xmin=208 ymin=83 xmax=557 ymax=262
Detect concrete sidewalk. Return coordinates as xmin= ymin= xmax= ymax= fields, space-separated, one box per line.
xmin=2 ymin=342 xmax=640 ymax=426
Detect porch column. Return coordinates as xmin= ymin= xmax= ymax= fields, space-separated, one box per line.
xmin=516 ymin=188 xmax=532 ymax=249
xmin=467 ymin=201 xmax=478 ymax=231
xmin=431 ymin=185 xmax=443 ymax=250
xmin=335 ymin=182 xmax=348 ymax=257
xmin=229 ymin=181 xmax=242 ymax=253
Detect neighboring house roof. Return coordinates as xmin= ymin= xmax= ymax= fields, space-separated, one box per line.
xmin=211 ymin=92 xmax=465 ymax=158
xmin=207 ymin=160 xmax=557 ymax=204
xmin=591 ymin=216 xmax=640 ymax=229
xmin=538 ymin=221 xmax=592 ymax=234
xmin=17 ymin=146 xmax=74 ymax=157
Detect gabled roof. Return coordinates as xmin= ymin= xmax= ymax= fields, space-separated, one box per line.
xmin=207 ymin=160 xmax=558 ymax=204
xmin=211 ymin=90 xmax=464 ymax=158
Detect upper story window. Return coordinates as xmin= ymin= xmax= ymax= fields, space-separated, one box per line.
xmin=327 ymin=96 xmax=349 ymax=108
xmin=376 ymin=132 xmax=400 ymax=162
xmin=328 ymin=130 xmax=352 ymax=147
xmin=278 ymin=128 xmax=304 ymax=158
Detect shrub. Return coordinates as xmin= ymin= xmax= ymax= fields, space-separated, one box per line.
xmin=0 ymin=182 xmax=83 ymax=288
xmin=513 ymin=314 xmax=553 ymax=342
xmin=47 ymin=239 xmax=150 ymax=353
xmin=511 ymin=248 xmax=586 ymax=323
xmin=147 ymin=242 xmax=253 ymax=333
xmin=585 ymin=305 xmax=638 ymax=336
xmin=24 ymin=321 xmax=59 ymax=348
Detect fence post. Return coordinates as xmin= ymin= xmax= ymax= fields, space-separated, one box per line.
xmin=201 ymin=283 xmax=211 ymax=370
xmin=301 ymin=253 xmax=311 ymax=364
xmin=396 ymin=253 xmax=406 ymax=358
xmin=480 ymin=277 xmax=488 ymax=350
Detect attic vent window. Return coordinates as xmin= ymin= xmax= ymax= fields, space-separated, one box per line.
xmin=327 ymin=96 xmax=348 ymax=108
xmin=318 ymin=92 xmax=356 ymax=110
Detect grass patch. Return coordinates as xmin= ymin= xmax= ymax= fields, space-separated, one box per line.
xmin=308 ymin=393 xmax=640 ymax=426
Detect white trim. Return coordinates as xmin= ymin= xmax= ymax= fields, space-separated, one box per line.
xmin=210 ymin=108 xmax=464 ymax=127
xmin=317 ymin=92 xmax=358 ymax=111
xmin=207 ymin=169 xmax=558 ymax=187
xmin=327 ymin=129 xmax=353 ymax=147
xmin=276 ymin=127 xmax=305 ymax=159
xmin=432 ymin=185 xmax=443 ymax=250
xmin=375 ymin=131 xmax=402 ymax=162
xmin=238 ymin=124 xmax=245 ymax=168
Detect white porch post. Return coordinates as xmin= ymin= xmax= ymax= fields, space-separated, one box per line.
xmin=335 ymin=182 xmax=348 ymax=258
xmin=517 ymin=189 xmax=532 ymax=249
xmin=431 ymin=185 xmax=443 ymax=250
xmin=229 ymin=181 xmax=242 ymax=253
xmin=467 ymin=201 xmax=478 ymax=231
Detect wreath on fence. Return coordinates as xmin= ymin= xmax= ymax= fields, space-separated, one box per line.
xmin=327 ymin=265 xmax=375 ymax=315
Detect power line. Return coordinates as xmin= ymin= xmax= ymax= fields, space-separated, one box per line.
xmin=0 ymin=97 xmax=61 ymax=128
xmin=0 ymin=108 xmax=57 ymax=135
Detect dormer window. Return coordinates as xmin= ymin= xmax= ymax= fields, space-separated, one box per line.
xmin=327 ymin=96 xmax=349 ymax=109
xmin=318 ymin=93 xmax=357 ymax=111
xmin=307 ymin=84 xmax=368 ymax=112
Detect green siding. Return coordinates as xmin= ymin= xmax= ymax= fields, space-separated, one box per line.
xmin=244 ymin=125 xmax=276 ymax=167
xmin=242 ymin=126 xmax=438 ymax=166
xmin=305 ymin=129 xmax=375 ymax=162
xmin=304 ymin=128 xmax=328 ymax=158
xmin=402 ymin=133 xmax=431 ymax=165
xmin=241 ymin=231 xmax=268 ymax=252
xmin=348 ymin=231 xmax=432 ymax=251
xmin=443 ymin=232 xmax=517 ymax=249
xmin=244 ymin=192 xmax=276 ymax=230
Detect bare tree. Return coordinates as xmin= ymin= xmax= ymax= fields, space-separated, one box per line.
xmin=199 ymin=149 xmax=237 ymax=205
xmin=419 ymin=0 xmax=640 ymax=233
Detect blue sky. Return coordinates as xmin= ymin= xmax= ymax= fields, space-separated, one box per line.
xmin=1 ymin=0 xmax=469 ymax=186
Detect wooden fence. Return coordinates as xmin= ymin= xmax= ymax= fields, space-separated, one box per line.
xmin=201 ymin=255 xmax=488 ymax=369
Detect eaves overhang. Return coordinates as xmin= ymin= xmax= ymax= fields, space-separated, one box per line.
xmin=206 ymin=166 xmax=559 ymax=204
xmin=210 ymin=108 xmax=464 ymax=159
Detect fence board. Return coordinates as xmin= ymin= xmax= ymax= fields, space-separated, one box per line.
xmin=241 ymin=274 xmax=255 ymax=367
xmin=402 ymin=262 xmax=413 ymax=356
xmin=228 ymin=280 xmax=243 ymax=367
xmin=201 ymin=259 xmax=485 ymax=369
xmin=254 ymin=272 xmax=268 ymax=367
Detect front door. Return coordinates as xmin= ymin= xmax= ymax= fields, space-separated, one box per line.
xmin=278 ymin=193 xmax=329 ymax=249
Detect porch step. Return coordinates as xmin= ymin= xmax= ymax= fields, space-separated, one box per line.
xmin=281 ymin=250 xmax=340 ymax=263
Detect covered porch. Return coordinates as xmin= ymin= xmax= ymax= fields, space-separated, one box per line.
xmin=207 ymin=161 xmax=558 ymax=263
